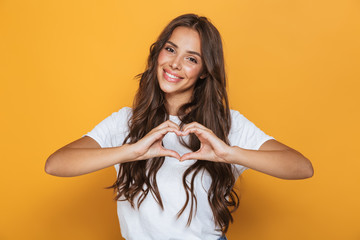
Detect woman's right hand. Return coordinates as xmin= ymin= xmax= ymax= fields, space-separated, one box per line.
xmin=45 ymin=120 xmax=182 ymax=177
xmin=130 ymin=120 xmax=182 ymax=161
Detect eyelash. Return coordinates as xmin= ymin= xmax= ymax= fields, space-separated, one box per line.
xmin=165 ymin=47 xmax=175 ymax=53
xmin=187 ymin=57 xmax=197 ymax=64
xmin=164 ymin=46 xmax=198 ymax=64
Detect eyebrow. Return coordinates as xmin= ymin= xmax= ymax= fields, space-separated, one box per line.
xmin=166 ymin=41 xmax=202 ymax=58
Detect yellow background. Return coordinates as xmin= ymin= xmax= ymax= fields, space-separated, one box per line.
xmin=1 ymin=0 xmax=359 ymax=239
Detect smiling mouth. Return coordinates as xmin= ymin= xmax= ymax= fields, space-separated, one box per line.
xmin=163 ymin=69 xmax=183 ymax=82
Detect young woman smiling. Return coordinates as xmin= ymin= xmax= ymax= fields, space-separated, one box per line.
xmin=45 ymin=14 xmax=314 ymax=240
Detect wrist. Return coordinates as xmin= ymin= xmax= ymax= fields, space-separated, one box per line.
xmin=118 ymin=143 xmax=140 ymax=162
xmin=224 ymin=146 xmax=243 ymax=164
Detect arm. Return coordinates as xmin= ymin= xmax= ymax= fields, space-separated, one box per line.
xmin=180 ymin=122 xmax=314 ymax=180
xmin=228 ymin=139 xmax=314 ymax=179
xmin=44 ymin=136 xmax=137 ymax=177
xmin=45 ymin=121 xmax=182 ymax=177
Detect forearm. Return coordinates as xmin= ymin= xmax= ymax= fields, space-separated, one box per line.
xmin=226 ymin=147 xmax=313 ymax=179
xmin=45 ymin=144 xmax=136 ymax=177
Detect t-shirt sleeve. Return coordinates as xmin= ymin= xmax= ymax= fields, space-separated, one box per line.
xmin=82 ymin=107 xmax=132 ymax=149
xmin=229 ymin=110 xmax=275 ymax=176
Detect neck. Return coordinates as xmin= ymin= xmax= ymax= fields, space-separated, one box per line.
xmin=165 ymin=92 xmax=192 ymax=116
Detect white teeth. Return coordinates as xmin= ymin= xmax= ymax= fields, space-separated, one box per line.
xmin=165 ymin=71 xmax=180 ymax=79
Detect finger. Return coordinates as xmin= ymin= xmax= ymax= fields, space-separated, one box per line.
xmin=157 ymin=127 xmax=182 ymax=136
xmin=181 ymin=128 xmax=224 ymax=151
xmin=160 ymin=148 xmax=181 ymax=160
xmin=151 ymin=127 xmax=182 ymax=142
xmin=181 ymin=127 xmax=209 ymax=140
xmin=143 ymin=127 xmax=181 ymax=147
xmin=182 ymin=122 xmax=209 ymax=133
xmin=180 ymin=151 xmax=202 ymax=161
xmin=156 ymin=120 xmax=180 ymax=131
xmin=148 ymin=123 xmax=179 ymax=136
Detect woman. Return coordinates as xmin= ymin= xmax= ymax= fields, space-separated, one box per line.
xmin=45 ymin=14 xmax=313 ymax=240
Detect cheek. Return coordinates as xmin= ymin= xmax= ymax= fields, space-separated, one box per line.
xmin=184 ymin=65 xmax=202 ymax=79
xmin=157 ymin=51 xmax=167 ymax=66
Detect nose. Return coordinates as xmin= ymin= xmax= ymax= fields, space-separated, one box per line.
xmin=169 ymin=56 xmax=182 ymax=70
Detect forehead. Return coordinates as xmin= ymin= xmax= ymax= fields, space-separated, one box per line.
xmin=168 ymin=26 xmax=201 ymax=52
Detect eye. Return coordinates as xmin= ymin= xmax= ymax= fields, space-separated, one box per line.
xmin=187 ymin=57 xmax=198 ymax=64
xmin=165 ymin=46 xmax=175 ymax=53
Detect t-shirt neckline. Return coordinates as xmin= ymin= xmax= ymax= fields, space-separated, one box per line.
xmin=169 ymin=114 xmax=181 ymax=123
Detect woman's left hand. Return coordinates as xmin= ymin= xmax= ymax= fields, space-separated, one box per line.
xmin=179 ymin=122 xmax=232 ymax=162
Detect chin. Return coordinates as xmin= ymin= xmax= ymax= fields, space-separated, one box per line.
xmin=158 ymin=83 xmax=179 ymax=94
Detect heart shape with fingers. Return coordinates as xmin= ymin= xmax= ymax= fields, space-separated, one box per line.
xmin=156 ymin=121 xmax=231 ymax=163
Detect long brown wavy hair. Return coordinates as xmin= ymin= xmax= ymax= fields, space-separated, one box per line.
xmin=108 ymin=13 xmax=240 ymax=234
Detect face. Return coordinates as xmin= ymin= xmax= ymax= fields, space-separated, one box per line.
xmin=157 ymin=26 xmax=205 ymax=104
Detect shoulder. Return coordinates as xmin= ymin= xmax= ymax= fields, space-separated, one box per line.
xmin=98 ymin=107 xmax=132 ymax=132
xmin=109 ymin=106 xmax=132 ymax=118
xmin=83 ymin=107 xmax=133 ymax=148
xmin=229 ymin=109 xmax=248 ymax=132
xmin=114 ymin=107 xmax=132 ymax=118
xmin=229 ymin=108 xmax=275 ymax=148
xmin=230 ymin=109 xmax=241 ymax=119
xmin=111 ymin=106 xmax=132 ymax=127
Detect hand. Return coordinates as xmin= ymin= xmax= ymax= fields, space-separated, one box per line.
xmin=130 ymin=120 xmax=182 ymax=161
xmin=179 ymin=122 xmax=232 ymax=162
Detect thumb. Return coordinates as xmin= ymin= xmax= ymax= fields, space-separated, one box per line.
xmin=160 ymin=148 xmax=181 ymax=160
xmin=180 ymin=151 xmax=200 ymax=162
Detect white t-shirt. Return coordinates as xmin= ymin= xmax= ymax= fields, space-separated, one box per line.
xmin=84 ymin=107 xmax=275 ymax=240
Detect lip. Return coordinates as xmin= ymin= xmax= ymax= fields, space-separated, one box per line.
xmin=163 ymin=69 xmax=183 ymax=83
